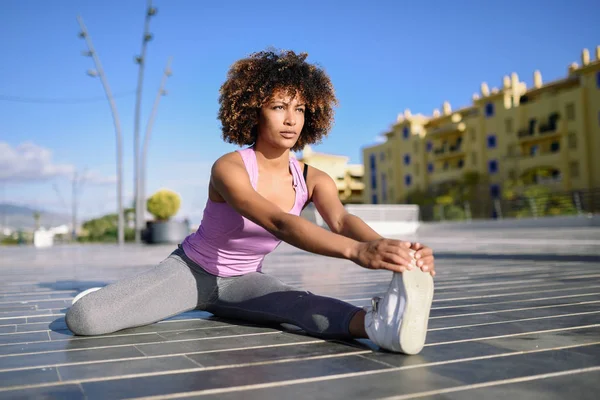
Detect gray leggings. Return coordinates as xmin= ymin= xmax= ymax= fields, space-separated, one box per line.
xmin=65 ymin=247 xmax=361 ymax=339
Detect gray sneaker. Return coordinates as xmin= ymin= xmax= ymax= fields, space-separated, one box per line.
xmin=365 ymin=269 xmax=434 ymax=355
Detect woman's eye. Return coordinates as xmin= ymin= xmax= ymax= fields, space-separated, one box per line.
xmin=297 ymin=108 xmax=305 ymax=113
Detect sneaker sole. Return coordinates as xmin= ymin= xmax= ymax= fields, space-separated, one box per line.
xmin=398 ymin=269 xmax=434 ymax=355
xmin=72 ymin=287 xmax=102 ymax=305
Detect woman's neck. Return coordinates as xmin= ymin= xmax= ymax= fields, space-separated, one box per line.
xmin=253 ymin=141 xmax=291 ymax=172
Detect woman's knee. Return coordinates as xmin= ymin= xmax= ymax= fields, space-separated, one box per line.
xmin=65 ymin=298 xmax=107 ymax=336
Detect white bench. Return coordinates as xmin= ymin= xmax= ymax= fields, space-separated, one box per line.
xmin=301 ymin=204 xmax=420 ymax=235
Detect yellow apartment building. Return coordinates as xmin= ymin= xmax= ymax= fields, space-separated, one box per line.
xmin=297 ymin=145 xmax=365 ymax=204
xmin=363 ymin=46 xmax=600 ymax=208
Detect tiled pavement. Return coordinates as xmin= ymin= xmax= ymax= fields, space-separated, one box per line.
xmin=0 ymin=226 xmax=599 ymax=399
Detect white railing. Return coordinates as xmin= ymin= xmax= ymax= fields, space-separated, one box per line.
xmin=301 ymin=204 xmax=420 ymax=235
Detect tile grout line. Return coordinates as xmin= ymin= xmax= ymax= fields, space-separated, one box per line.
xmin=425 ymin=324 xmax=600 ymax=346
xmin=430 ymin=299 xmax=600 ymax=319
xmin=429 ymin=310 xmax=600 ymax=331
xmin=342 ymin=283 xmax=600 ymax=303
xmin=0 ymin=331 xmax=284 ymax=358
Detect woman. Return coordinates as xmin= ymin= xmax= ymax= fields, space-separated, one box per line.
xmin=66 ymin=49 xmax=435 ymax=355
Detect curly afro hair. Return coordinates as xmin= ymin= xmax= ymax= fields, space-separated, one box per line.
xmin=218 ymin=49 xmax=338 ymax=152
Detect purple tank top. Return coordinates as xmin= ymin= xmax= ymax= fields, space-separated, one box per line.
xmin=181 ymin=147 xmax=308 ymax=277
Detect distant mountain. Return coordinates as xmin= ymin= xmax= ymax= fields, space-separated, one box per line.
xmin=0 ymin=203 xmax=71 ymax=231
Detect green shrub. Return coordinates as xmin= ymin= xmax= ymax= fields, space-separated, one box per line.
xmin=147 ymin=189 xmax=181 ymax=221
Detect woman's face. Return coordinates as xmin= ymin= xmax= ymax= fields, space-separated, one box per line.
xmin=256 ymin=89 xmax=306 ymax=149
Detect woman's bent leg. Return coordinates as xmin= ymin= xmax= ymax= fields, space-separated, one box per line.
xmin=66 ymin=252 xmax=204 ymax=336
xmin=208 ymin=272 xmax=362 ymax=340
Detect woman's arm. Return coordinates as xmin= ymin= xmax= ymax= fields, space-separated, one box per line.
xmin=210 ymin=153 xmax=415 ymax=271
xmin=309 ymin=168 xmax=382 ymax=242
xmin=308 ymin=166 xmax=436 ymax=276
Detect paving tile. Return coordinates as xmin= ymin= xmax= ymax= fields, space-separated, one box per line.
xmin=0 ymin=344 xmax=145 ymax=370
xmin=420 ymin=369 xmax=600 ymax=400
xmin=0 ymin=384 xmax=85 ymax=399
xmin=0 ymin=317 xmax=26 ymax=326
xmin=189 ymin=340 xmax=361 ymax=367
xmin=202 ymin=344 xmax=600 ymax=400
xmin=80 ymin=354 xmax=387 ymax=399
xmin=18 ymin=320 xmax=68 ymax=333
xmin=0 ymin=331 xmax=49 ymax=345
xmin=0 ymin=367 xmax=60 ymax=388
xmin=426 ymin=313 xmax=600 ymax=344
xmin=0 ymin=332 xmax=165 ymax=356
xmin=0 ymin=326 xmax=16 ymax=334
xmin=430 ymin=294 xmax=600 ymax=318
xmin=48 ymin=317 xmax=228 ymax=340
xmin=136 ymin=331 xmax=306 ymax=357
xmin=429 ymin=303 xmax=600 ymax=329
xmin=58 ymin=354 xmax=199 ymax=381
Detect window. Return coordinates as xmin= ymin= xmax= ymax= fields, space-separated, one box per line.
xmin=568 ymin=132 xmax=577 ymax=149
xmin=458 ymin=159 xmax=464 ymax=168
xmin=570 ymin=161 xmax=580 ymax=178
xmin=369 ymin=154 xmax=377 ymax=189
xmin=490 ymin=184 xmax=500 ymax=198
xmin=372 ymin=194 xmax=378 ymax=204
xmin=426 ymin=141 xmax=433 ymax=152
xmin=443 ymin=161 xmax=449 ymax=170
xmin=530 ymin=145 xmax=539 ymax=156
xmin=403 ymin=126 xmax=409 ymax=139
xmin=472 ymin=152 xmax=477 ymax=166
xmin=487 ymin=134 xmax=497 ymax=149
xmin=597 ymin=71 xmax=600 ymax=89
xmin=566 ymin=103 xmax=575 ymax=120
xmin=470 ymin=129 xmax=476 ymax=142
xmin=505 ymin=118 xmax=513 ymax=133
xmin=379 ymin=152 xmax=385 ymax=161
xmin=485 ymin=102 xmax=494 ymax=117
xmin=550 ymin=141 xmax=560 ymax=153
xmin=404 ymin=154 xmax=411 ymax=165
xmin=489 ymin=160 xmax=498 ymax=174
xmin=427 ymin=162 xmax=434 ymax=173
xmin=405 ymin=174 xmax=412 ymax=186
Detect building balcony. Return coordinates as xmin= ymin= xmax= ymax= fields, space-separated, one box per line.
xmin=428 ymin=167 xmax=464 ymax=184
xmin=517 ymin=112 xmax=561 ymax=142
xmin=427 ymin=122 xmax=466 ymax=137
xmin=515 ymin=151 xmax=562 ymax=172
xmin=432 ymin=147 xmax=465 ymax=161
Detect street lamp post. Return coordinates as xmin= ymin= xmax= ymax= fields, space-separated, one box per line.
xmin=140 ymin=56 xmax=173 ymax=229
xmin=134 ymin=0 xmax=157 ymax=243
xmin=77 ymin=16 xmax=125 ymax=246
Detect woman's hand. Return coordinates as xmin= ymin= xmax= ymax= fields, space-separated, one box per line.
xmin=410 ymin=242 xmax=436 ymax=277
xmin=350 ymin=239 xmax=436 ymax=277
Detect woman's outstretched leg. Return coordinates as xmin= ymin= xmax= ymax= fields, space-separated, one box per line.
xmin=66 ymin=250 xmax=205 ymax=336
xmin=207 ymin=272 xmax=362 ymax=340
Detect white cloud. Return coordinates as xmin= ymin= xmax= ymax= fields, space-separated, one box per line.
xmin=0 ymin=141 xmax=116 ymax=185
xmin=0 ymin=141 xmax=74 ymax=182
xmin=76 ymin=170 xmax=117 ymax=185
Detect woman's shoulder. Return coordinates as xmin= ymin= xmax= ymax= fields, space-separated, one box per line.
xmin=213 ymin=150 xmax=245 ymax=168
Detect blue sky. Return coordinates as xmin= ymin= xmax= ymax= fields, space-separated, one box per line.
xmin=1 ymin=0 xmax=598 ymax=225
